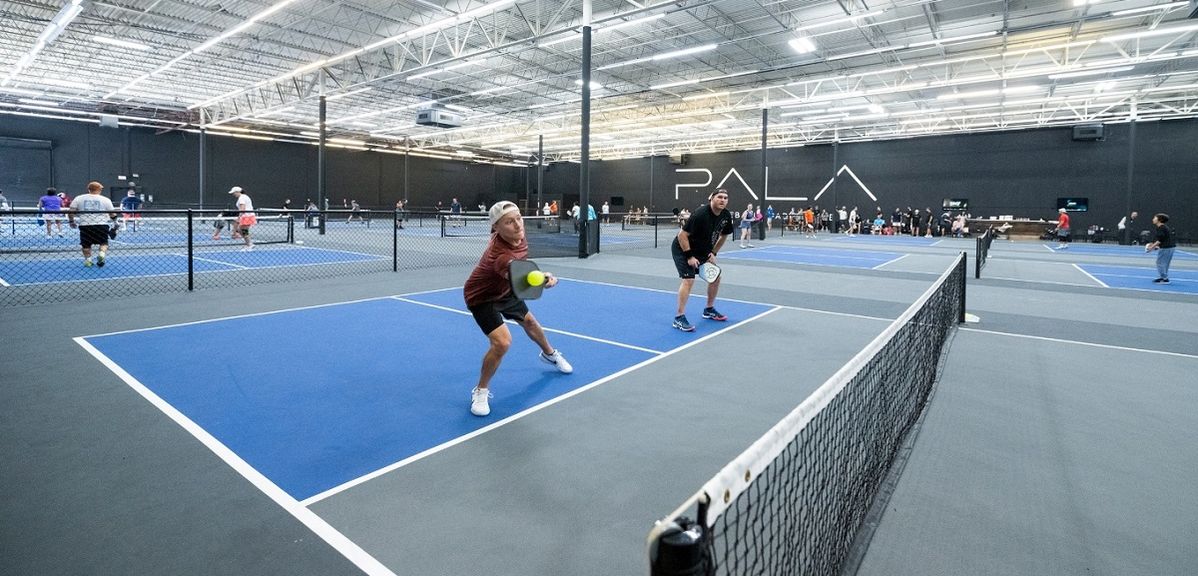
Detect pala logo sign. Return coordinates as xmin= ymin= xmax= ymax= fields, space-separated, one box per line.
xmin=675 ymin=165 xmax=877 ymax=203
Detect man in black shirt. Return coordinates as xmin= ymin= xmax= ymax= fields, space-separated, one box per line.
xmin=1144 ymin=213 xmax=1176 ymax=284
xmin=671 ymin=189 xmax=734 ymax=331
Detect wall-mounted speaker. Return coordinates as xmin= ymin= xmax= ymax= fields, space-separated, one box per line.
xmin=1072 ymin=124 xmax=1105 ymax=141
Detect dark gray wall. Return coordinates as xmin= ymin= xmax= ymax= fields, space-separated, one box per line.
xmin=3 ymin=114 xmax=1193 ymax=233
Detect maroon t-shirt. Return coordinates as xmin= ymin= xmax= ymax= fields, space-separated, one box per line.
xmin=463 ymin=233 xmax=528 ymax=306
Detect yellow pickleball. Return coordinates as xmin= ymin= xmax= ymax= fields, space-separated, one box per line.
xmin=527 ymin=270 xmax=546 ymax=287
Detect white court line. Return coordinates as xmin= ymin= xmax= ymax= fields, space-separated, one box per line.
xmin=960 ymin=327 xmax=1198 ymax=360
xmin=931 ymin=239 xmax=944 ymax=246
xmin=558 ymin=276 xmax=896 ymax=322
xmin=0 ymin=276 xmax=10 ymax=287
xmin=301 ymin=305 xmax=784 ymax=505
xmin=872 ymin=253 xmax=909 ymax=269
xmin=1072 ymin=263 xmax=1109 ymax=288
xmin=183 ymin=253 xmax=250 ymax=269
xmin=73 ymin=337 xmax=397 ymax=576
xmin=391 ymin=296 xmax=664 ymax=355
xmin=1041 ymin=244 xmax=1057 ymax=253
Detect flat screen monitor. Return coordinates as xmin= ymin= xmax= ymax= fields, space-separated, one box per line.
xmin=943 ymin=198 xmax=969 ymax=210
xmin=1057 ymin=197 xmax=1089 ymax=212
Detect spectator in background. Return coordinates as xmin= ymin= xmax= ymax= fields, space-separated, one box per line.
xmin=1144 ymin=213 xmax=1175 ymax=284
xmin=57 ymin=190 xmax=72 ymax=208
xmin=306 ymin=199 xmax=320 ymax=229
xmin=394 ymin=199 xmax=405 ymax=229
xmin=0 ymin=189 xmax=9 ymax=233
xmin=347 ymin=199 xmax=362 ymax=223
xmin=38 ymin=187 xmax=65 ymax=237
xmin=1117 ymin=210 xmax=1138 ymax=245
xmin=738 ymin=203 xmax=755 ymax=248
xmin=924 ymin=208 xmax=936 ymax=238
xmin=542 ymin=202 xmax=551 ymax=216
xmin=120 ymin=190 xmax=143 ymax=232
xmin=281 ymin=198 xmax=292 ymax=211
xmin=766 ymin=204 xmax=776 ymax=231
xmin=549 ymin=200 xmax=558 ymax=215
xmin=602 ymin=201 xmax=610 ymax=224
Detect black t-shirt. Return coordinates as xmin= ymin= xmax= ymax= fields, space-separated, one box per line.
xmin=1154 ymin=224 xmax=1175 ymax=249
xmin=674 ymin=204 xmax=734 ymax=259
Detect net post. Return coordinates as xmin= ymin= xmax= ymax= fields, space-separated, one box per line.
xmin=392 ymin=209 xmax=399 ymax=273
xmin=186 ymin=209 xmax=194 ymax=291
xmin=287 ymin=214 xmax=295 ymax=243
xmin=974 ymin=235 xmax=981 ymax=279
xmin=654 ymin=214 xmax=659 ymax=248
xmin=318 ymin=210 xmax=326 ymax=235
xmin=440 ymin=214 xmax=447 ymax=238
xmin=959 ymin=251 xmax=967 ymax=324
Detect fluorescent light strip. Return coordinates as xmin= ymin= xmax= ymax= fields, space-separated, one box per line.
xmin=1101 ymin=22 xmax=1198 ymax=43
xmin=191 ymin=0 xmax=518 ymax=109
xmin=1048 ymin=66 xmax=1135 ymax=79
xmin=326 ymin=87 xmax=372 ymax=101
xmin=1112 ymin=1 xmax=1189 ymax=16
xmin=2 ymin=0 xmax=84 ymax=86
xmin=95 ymin=36 xmax=150 ymax=50
xmin=599 ymin=43 xmax=718 ymax=70
xmin=794 ymin=10 xmax=884 ymax=33
xmin=112 ymin=0 xmax=302 ymax=98
xmin=18 ymin=98 xmax=60 ymax=106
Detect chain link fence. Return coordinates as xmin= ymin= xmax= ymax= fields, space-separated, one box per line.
xmin=1 ymin=208 xmax=669 ymax=307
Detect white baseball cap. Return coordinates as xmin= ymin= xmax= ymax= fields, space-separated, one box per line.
xmin=489 ymin=201 xmax=520 ymax=228
xmin=228 ymin=186 xmax=243 ymax=194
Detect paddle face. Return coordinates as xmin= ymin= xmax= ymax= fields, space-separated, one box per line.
xmin=510 ymin=259 xmax=545 ymax=300
xmin=698 ymin=262 xmax=721 ymax=283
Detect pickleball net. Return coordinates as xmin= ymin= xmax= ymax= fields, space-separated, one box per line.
xmin=440 ymin=214 xmax=562 ymax=238
xmin=648 ymin=252 xmax=967 ymax=576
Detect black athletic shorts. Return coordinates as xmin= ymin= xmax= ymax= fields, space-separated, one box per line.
xmin=468 ymin=292 xmax=529 ymax=335
xmin=670 ymin=240 xmax=697 ymax=279
xmin=79 ymin=225 xmax=109 ymax=247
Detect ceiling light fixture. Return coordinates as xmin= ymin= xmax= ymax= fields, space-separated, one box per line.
xmin=789 ymin=37 xmax=817 ymax=54
xmin=1101 ymin=22 xmax=1198 ymax=43
xmin=95 ymin=36 xmax=150 ymax=50
xmin=2 ymin=0 xmax=84 ymax=86
xmin=794 ymin=10 xmax=884 ymax=33
xmin=1048 ymin=66 xmax=1135 ymax=79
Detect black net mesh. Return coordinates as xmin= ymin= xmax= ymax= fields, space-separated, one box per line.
xmin=651 ymin=253 xmax=966 ymax=576
xmin=0 ymin=209 xmax=583 ymax=306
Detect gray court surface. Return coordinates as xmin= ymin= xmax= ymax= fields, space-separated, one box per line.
xmin=2 ymin=231 xmax=1195 ymax=575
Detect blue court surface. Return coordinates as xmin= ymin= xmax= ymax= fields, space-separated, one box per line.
xmin=1078 ymin=264 xmax=1198 ymax=293
xmin=720 ymin=244 xmax=907 ymax=269
xmin=1046 ymin=243 xmax=1198 ymax=260
xmin=81 ymin=280 xmax=774 ymax=501
xmin=0 ymin=247 xmax=383 ymax=286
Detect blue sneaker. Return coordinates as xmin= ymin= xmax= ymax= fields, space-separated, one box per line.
xmin=702 ymin=307 xmax=727 ymax=321
xmin=672 ymin=315 xmax=695 ymax=332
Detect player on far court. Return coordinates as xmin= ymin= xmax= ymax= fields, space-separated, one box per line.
xmin=671 ymin=188 xmax=734 ymax=332
xmin=67 ymin=181 xmax=118 ymax=267
xmin=463 ymin=201 xmax=573 ymax=417
xmin=1054 ymin=207 xmax=1071 ymax=249
xmin=228 ymin=186 xmax=256 ymax=251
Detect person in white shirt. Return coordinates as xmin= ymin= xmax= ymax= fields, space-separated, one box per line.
xmin=1117 ymin=210 xmax=1138 ymax=245
xmin=67 ymin=181 xmax=118 ymax=267
xmin=228 ymin=186 xmax=256 ymax=251
xmin=601 ymin=201 xmax=610 ymax=224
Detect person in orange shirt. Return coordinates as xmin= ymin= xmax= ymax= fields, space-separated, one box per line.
xmin=1055 ymin=208 xmax=1071 ymax=249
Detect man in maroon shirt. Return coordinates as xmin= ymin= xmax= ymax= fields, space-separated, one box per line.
xmin=463 ymin=201 xmax=573 ymax=416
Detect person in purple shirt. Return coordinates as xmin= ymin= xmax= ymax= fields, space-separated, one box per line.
xmin=37 ymin=187 xmax=65 ymax=237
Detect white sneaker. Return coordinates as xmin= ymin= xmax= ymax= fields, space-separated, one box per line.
xmin=470 ymin=387 xmax=491 ymax=416
xmin=539 ymin=349 xmax=573 ymax=374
